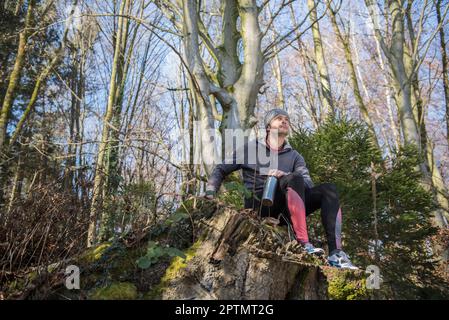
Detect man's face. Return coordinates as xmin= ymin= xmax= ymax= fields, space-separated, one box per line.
xmin=268 ymin=115 xmax=290 ymax=136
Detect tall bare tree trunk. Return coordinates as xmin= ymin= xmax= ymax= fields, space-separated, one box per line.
xmin=404 ymin=4 xmax=427 ymax=156
xmin=351 ymin=30 xmax=393 ymax=156
xmin=389 ymin=1 xmax=421 ymax=148
xmin=327 ymin=1 xmax=381 ymax=151
xmin=307 ymin=0 xmax=335 ymax=117
xmin=162 ymin=0 xmax=265 ymax=175
xmin=6 ymin=151 xmax=23 ymax=215
xmin=9 ymin=25 xmax=72 ymax=146
xmin=436 ymin=0 xmax=449 ymax=147
xmin=363 ymin=3 xmax=401 ymax=150
xmin=271 ymin=44 xmax=286 ymax=110
xmin=88 ymin=0 xmax=127 ymax=247
xmin=427 ymin=141 xmax=449 ymax=215
xmin=289 ymin=4 xmax=321 ymax=128
xmin=404 ymin=3 xmax=449 ymax=225
xmin=225 ymin=0 xmax=264 ymax=131
xmin=267 ymin=7 xmax=285 ymax=110
xmin=106 ymin=0 xmax=136 ymax=201
xmin=181 ymin=0 xmax=218 ymax=175
xmin=15 ymin=0 xmax=24 ymax=15
xmin=366 ymin=0 xmax=420 ymax=147
xmin=65 ymin=38 xmax=87 ymax=196
xmin=65 ymin=49 xmax=78 ymax=192
xmin=0 ymin=0 xmax=35 ymax=149
xmin=188 ymin=76 xmax=196 ymax=194
xmin=365 ymin=0 xmax=449 ymax=266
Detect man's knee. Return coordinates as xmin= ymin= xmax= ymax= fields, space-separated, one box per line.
xmin=321 ymin=183 xmax=338 ymax=197
xmin=281 ymin=172 xmax=305 ymax=190
xmin=288 ymin=171 xmax=305 ymax=182
xmin=322 ymin=182 xmax=337 ymax=190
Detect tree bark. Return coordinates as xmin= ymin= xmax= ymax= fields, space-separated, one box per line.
xmin=229 ymin=0 xmax=264 ymax=130
xmin=9 ymin=33 xmax=71 ymax=146
xmin=327 ymin=1 xmax=381 ymax=151
xmin=289 ymin=4 xmax=321 ymax=128
xmin=0 ymin=0 xmax=35 ymax=149
xmin=404 ymin=4 xmax=427 ymax=155
xmin=159 ymin=0 xmax=265 ymax=175
xmin=6 ymin=151 xmax=23 ymax=215
xmin=365 ymin=0 xmax=449 ymax=267
xmin=106 ymin=0 xmax=135 ymax=199
xmin=88 ymin=0 xmax=128 ymax=247
xmin=436 ymin=0 xmax=449 ymax=148
xmin=365 ymin=0 xmax=420 ymax=148
xmin=181 ymin=0 xmax=219 ymax=175
xmin=363 ymin=3 xmax=401 ymax=150
xmin=160 ymin=205 xmax=370 ymax=300
xmin=270 ymin=35 xmax=286 ymax=110
xmin=403 ymin=2 xmax=449 ymax=225
xmin=307 ymin=0 xmax=335 ymax=117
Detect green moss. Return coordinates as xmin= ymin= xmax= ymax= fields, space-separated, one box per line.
xmin=109 ymin=246 xmax=144 ymax=278
xmin=89 ymin=282 xmax=138 ymax=300
xmin=145 ymin=239 xmax=203 ymax=299
xmin=76 ymin=241 xmax=145 ymax=290
xmin=161 ymin=240 xmax=200 ymax=281
xmin=80 ymin=242 xmax=112 ymax=264
xmin=326 ymin=269 xmax=368 ymax=300
xmin=5 ymin=269 xmax=40 ymax=294
xmin=175 ymin=198 xmax=196 ymax=214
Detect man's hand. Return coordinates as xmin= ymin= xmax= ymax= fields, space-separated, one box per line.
xmin=204 ymin=190 xmax=216 ymax=200
xmin=268 ymin=169 xmax=287 ymax=178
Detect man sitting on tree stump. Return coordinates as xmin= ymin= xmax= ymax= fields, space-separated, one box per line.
xmin=205 ymin=108 xmax=358 ymax=270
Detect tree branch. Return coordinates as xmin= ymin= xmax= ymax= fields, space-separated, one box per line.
xmin=263 ymin=0 xmax=324 ymax=59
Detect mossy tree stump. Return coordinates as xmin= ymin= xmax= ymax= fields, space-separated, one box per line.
xmin=3 ymin=200 xmax=379 ymax=300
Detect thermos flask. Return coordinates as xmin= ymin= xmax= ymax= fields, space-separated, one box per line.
xmin=262 ymin=176 xmax=278 ymax=206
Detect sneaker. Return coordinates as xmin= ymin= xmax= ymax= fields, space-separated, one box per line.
xmin=328 ymin=250 xmax=359 ymax=270
xmin=302 ymin=242 xmax=325 ymax=256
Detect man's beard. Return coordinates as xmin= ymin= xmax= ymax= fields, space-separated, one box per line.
xmin=269 ymin=128 xmax=289 ymax=137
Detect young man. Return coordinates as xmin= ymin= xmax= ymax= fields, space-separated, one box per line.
xmin=205 ymin=108 xmax=358 ymax=270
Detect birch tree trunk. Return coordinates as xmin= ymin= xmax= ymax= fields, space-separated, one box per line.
xmin=363 ymin=3 xmax=401 ymax=150
xmin=6 ymin=151 xmax=23 ymax=215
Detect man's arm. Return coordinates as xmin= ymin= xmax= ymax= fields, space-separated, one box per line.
xmin=293 ymin=152 xmax=314 ymax=188
xmin=205 ymin=149 xmax=242 ymax=196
